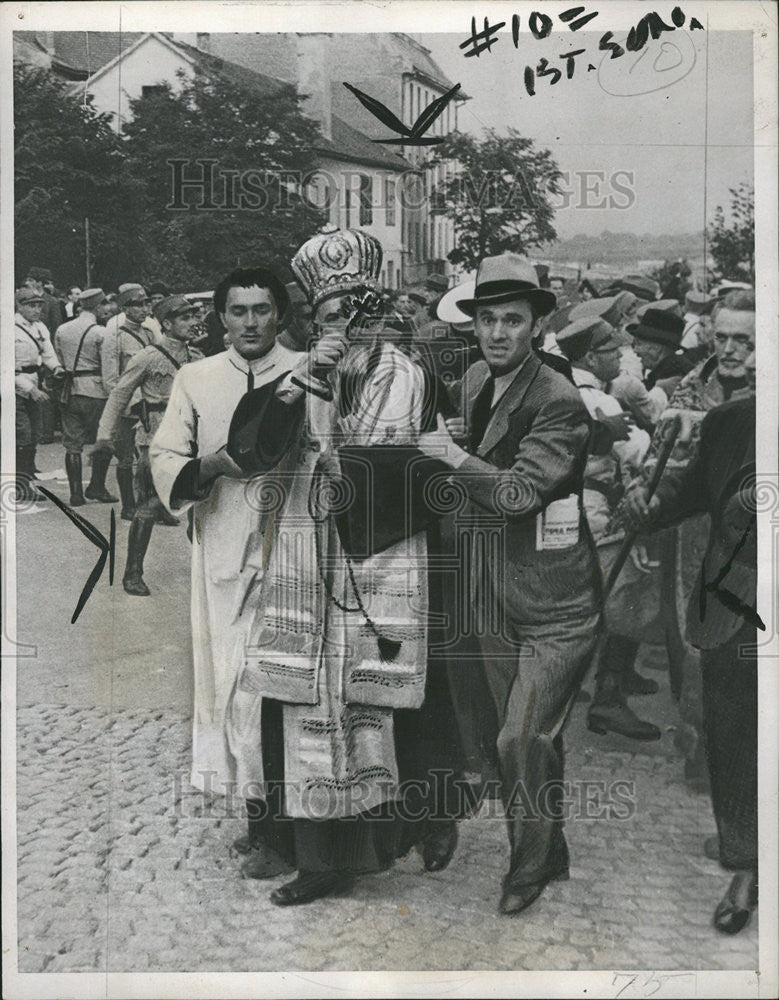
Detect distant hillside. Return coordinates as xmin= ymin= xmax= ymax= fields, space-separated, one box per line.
xmin=543 ymin=231 xmax=705 ymax=268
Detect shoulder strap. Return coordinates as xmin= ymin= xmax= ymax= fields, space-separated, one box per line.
xmin=69 ymin=323 xmax=99 ymax=375
xmin=119 ymin=325 xmax=147 ymax=348
xmin=15 ymin=323 xmax=44 ymax=351
xmin=151 ymin=343 xmax=183 ymax=371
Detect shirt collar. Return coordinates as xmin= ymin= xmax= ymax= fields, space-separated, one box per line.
xmin=571 ymin=366 xmax=602 ymax=390
xmin=491 ymin=351 xmax=532 ymax=394
xmin=15 ymin=312 xmax=32 ymax=330
xmin=226 ymin=341 xmax=282 ymax=376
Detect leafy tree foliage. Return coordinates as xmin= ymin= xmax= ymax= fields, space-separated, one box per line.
xmin=708 ymin=181 xmax=754 ymax=284
xmin=428 ymin=129 xmax=561 ymax=272
xmin=13 ymin=64 xmax=141 ymax=290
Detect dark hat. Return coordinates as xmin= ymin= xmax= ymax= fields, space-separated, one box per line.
xmin=227 ymin=382 xmax=302 ymax=474
xmin=154 ymin=294 xmax=197 ymax=325
xmin=148 ymin=281 xmax=171 ymax=297
xmin=619 ymin=275 xmax=659 ymax=302
xmin=425 ymin=273 xmax=449 ymax=293
xmin=16 ymin=286 xmax=44 ymax=305
xmin=557 ymin=316 xmax=618 ymax=362
xmin=630 ymin=308 xmax=685 ymax=348
xmin=27 ymin=266 xmax=53 ymax=282
xmin=456 ymin=253 xmax=557 ymax=318
xmin=406 ymin=289 xmax=428 ymax=306
xmin=545 ymin=304 xmax=575 ymax=334
xmin=627 ymin=298 xmax=682 ymax=331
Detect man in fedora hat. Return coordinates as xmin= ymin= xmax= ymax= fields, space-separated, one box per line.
xmin=631 ymin=307 xmax=695 ymax=400
xmin=418 ymin=252 xmax=602 ymax=915
xmin=96 ymin=295 xmax=203 ymax=595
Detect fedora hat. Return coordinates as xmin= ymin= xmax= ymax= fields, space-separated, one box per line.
xmin=456 ymin=253 xmax=557 ymax=318
xmin=630 ymin=308 xmax=685 ymax=348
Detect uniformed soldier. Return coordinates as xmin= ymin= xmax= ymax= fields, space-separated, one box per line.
xmin=54 ymin=289 xmax=118 ymax=507
xmin=14 ymin=287 xmax=65 ymax=501
xmin=95 ymin=295 xmax=202 ymax=595
xmin=100 ymin=284 xmax=163 ymax=520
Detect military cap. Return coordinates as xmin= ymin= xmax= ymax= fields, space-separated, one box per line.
xmin=569 ymin=295 xmax=621 ymax=327
xmin=557 ymin=316 xmax=617 ymax=362
xmin=78 ymin=288 xmax=106 ymax=309
xmin=27 ymin=266 xmax=53 ymax=282
xmin=630 ymin=308 xmax=685 ymax=348
xmin=148 ymin=281 xmax=171 ymax=298
xmin=684 ymin=289 xmax=716 ymax=313
xmin=619 ymin=275 xmax=660 ymax=301
xmin=117 ymin=284 xmax=148 ymax=308
xmin=16 ymin=286 xmax=45 ymax=305
xmin=425 ymin=273 xmax=449 ymax=294
xmin=715 ymin=281 xmax=752 ymax=297
xmin=154 ymin=294 xmax=197 ymax=325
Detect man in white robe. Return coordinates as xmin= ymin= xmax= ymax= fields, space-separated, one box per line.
xmin=150 ymin=267 xmax=339 ymax=800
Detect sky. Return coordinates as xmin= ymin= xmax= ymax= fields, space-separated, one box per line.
xmin=420 ymin=28 xmax=754 ymax=239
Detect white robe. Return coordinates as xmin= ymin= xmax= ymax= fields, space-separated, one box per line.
xmin=150 ymin=342 xmax=303 ymax=796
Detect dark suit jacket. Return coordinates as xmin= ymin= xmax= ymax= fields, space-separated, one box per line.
xmin=453 ymin=354 xmax=601 ymax=625
xmin=651 ymin=395 xmax=758 ymax=650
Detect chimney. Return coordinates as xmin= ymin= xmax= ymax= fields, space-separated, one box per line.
xmin=295 ymin=34 xmax=332 ymax=142
xmin=196 ymin=32 xmax=211 ymax=53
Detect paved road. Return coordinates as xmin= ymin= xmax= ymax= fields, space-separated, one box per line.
xmin=12 ymin=444 xmax=759 ymax=974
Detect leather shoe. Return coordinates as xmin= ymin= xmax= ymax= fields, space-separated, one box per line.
xmin=121 ymin=507 xmax=136 ymax=522
xmin=499 ymin=869 xmax=568 ymax=915
xmin=156 ymin=508 xmax=180 ymax=527
xmin=420 ymin=821 xmax=458 ymax=872
xmin=704 ymin=835 xmax=720 ymax=861
xmin=622 ymin=669 xmax=659 ymax=696
xmin=85 ymin=485 xmax=119 ymax=503
xmin=123 ymin=573 xmax=151 ymax=597
xmin=240 ymin=846 xmax=294 ymax=880
xmin=270 ymin=870 xmax=353 ymax=906
xmin=587 ymin=702 xmax=661 ymax=741
xmin=713 ymin=871 xmax=758 ymax=934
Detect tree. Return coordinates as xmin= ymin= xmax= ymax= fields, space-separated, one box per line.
xmin=427 ymin=129 xmax=561 ymax=272
xmin=708 ymin=181 xmax=754 ymax=284
xmin=13 ymin=63 xmax=143 ymax=289
xmin=121 ymin=68 xmax=326 ymax=289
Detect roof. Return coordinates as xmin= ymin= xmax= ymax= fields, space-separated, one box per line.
xmin=323 ymin=114 xmax=410 ymax=172
xmin=48 ymin=31 xmax=144 ymax=77
xmin=172 ymin=38 xmax=293 ymax=100
xmin=392 ymin=34 xmax=467 ymax=97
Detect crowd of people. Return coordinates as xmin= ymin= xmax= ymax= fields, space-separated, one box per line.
xmin=13 ymin=231 xmax=758 ymax=933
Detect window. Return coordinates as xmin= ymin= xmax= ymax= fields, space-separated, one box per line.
xmin=385 ymin=177 xmax=396 ymax=227
xmin=387 ymin=260 xmax=395 ymax=288
xmin=141 ymin=85 xmax=166 ymax=100
xmin=358 ymin=174 xmax=373 ymax=226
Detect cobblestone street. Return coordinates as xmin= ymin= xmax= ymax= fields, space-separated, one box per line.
xmin=12 ymin=447 xmax=760 ymax=975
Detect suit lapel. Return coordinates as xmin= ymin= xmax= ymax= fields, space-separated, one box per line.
xmin=477 ymin=353 xmax=541 ymax=458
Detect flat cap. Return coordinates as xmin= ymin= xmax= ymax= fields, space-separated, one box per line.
xmin=117 ymin=285 xmax=148 ymax=308
xmin=16 ymin=286 xmax=44 ymax=305
xmin=154 ymin=294 xmax=197 ymax=325
xmin=569 ymin=295 xmax=621 ymax=327
xmin=557 ymin=316 xmax=617 ymax=361
xmin=78 ymin=288 xmax=106 ymax=309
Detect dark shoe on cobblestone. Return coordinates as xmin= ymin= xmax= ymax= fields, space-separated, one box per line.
xmin=270 ymin=870 xmax=354 ymax=906
xmin=587 ymin=702 xmax=661 ymax=741
xmin=704 ymin=835 xmax=720 ymax=861
xmin=239 ymin=846 xmax=294 ymax=880
xmin=713 ymin=870 xmax=758 ymax=935
xmin=622 ymin=669 xmax=659 ymax=696
xmin=420 ymin=821 xmax=458 ymax=872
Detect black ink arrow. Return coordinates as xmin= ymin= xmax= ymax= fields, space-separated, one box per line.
xmin=36 ymin=486 xmax=115 ymax=623
xmin=343 ymin=82 xmax=461 ymax=146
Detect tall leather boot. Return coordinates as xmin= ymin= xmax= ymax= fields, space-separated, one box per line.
xmin=587 ymin=635 xmax=661 ymax=741
xmin=65 ymin=453 xmax=85 ymax=506
xmin=123 ymin=517 xmax=154 ymax=596
xmin=15 ymin=447 xmax=46 ymax=503
xmin=116 ymin=467 xmax=136 ymax=521
xmin=85 ymin=451 xmax=119 ymax=503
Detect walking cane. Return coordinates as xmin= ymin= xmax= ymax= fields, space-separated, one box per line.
xmin=603 ymin=413 xmax=682 ymax=598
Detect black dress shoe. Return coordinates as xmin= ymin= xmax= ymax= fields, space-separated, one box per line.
xmin=84 ymin=485 xmax=119 ymax=503
xmin=713 ymin=871 xmax=758 ymax=934
xmin=622 ymin=669 xmax=659 ymax=696
xmin=587 ymin=702 xmax=661 ymax=741
xmin=499 ymin=869 xmax=568 ymax=915
xmin=270 ymin=870 xmax=354 ymax=906
xmin=123 ymin=573 xmax=151 ymax=597
xmin=155 ymin=508 xmax=180 ymax=527
xmin=421 ymin=821 xmax=458 ymax=872
xmin=239 ymin=846 xmax=294 ymax=880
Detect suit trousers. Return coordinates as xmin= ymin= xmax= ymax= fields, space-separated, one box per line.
xmin=482 ymin=612 xmax=601 ymax=889
xmin=701 ymin=623 xmax=757 ymax=871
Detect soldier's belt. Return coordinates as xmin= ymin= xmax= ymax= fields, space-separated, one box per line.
xmin=18 ymin=365 xmax=40 ymax=374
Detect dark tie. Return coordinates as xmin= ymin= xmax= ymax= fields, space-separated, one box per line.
xmin=247 ymin=367 xmax=254 ymax=392
xmin=469 ymin=375 xmax=495 ymax=453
